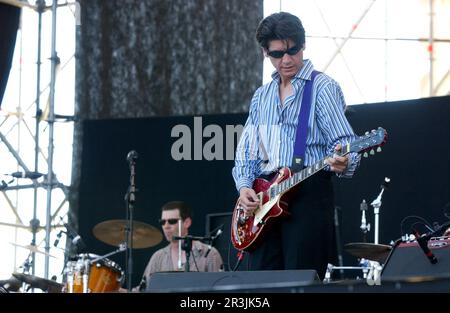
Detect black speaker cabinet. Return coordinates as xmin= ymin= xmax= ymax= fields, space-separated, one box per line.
xmin=382 ymin=237 xmax=450 ymax=280
xmin=146 ymin=270 xmax=320 ymax=292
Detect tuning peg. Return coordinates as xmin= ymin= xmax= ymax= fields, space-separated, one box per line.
xmin=369 ymin=149 xmax=375 ymax=155
xmin=363 ymin=152 xmax=368 ymax=158
xmin=365 ymin=131 xmax=370 ymax=136
xmin=376 ymin=147 xmax=382 ymax=153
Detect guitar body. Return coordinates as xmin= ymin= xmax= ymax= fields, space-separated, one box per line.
xmin=231 ymin=167 xmax=295 ymax=251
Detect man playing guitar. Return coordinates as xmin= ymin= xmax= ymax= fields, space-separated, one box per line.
xmin=232 ymin=12 xmax=361 ymax=279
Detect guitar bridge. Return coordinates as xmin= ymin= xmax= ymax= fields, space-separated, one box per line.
xmin=237 ymin=206 xmax=248 ymax=225
xmin=238 ymin=216 xmax=248 ymax=226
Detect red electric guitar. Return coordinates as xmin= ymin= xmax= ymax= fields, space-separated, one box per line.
xmin=231 ymin=127 xmax=388 ymax=251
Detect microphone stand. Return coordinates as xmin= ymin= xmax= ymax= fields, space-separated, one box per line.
xmin=370 ymin=177 xmax=390 ymax=244
xmin=124 ymin=150 xmax=138 ymax=292
xmin=182 ymin=237 xmax=192 ymax=272
xmin=334 ymin=206 xmax=344 ymax=277
xmin=174 ymin=235 xmax=214 ymax=272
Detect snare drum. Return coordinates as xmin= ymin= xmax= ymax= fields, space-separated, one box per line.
xmin=64 ymin=253 xmax=123 ymax=293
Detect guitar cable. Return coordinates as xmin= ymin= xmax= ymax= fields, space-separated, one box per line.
xmin=231 ymin=250 xmax=245 ymax=272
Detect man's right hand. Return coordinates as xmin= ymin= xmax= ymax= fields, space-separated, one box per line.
xmin=239 ymin=187 xmax=259 ymax=216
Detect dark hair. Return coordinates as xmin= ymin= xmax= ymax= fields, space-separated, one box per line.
xmin=161 ymin=201 xmax=192 ymax=220
xmin=255 ymin=12 xmax=305 ymax=50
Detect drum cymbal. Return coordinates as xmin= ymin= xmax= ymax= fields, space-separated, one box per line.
xmin=12 ymin=272 xmax=63 ymax=293
xmin=10 ymin=242 xmax=57 ymax=258
xmin=344 ymin=242 xmax=392 ymax=263
xmin=93 ymin=219 xmax=163 ymax=249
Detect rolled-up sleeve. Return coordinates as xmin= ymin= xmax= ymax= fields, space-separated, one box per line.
xmin=232 ymin=88 xmax=264 ymax=191
xmin=315 ymin=80 xmax=360 ymax=178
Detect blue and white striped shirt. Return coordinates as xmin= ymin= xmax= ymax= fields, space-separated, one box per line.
xmin=232 ymin=59 xmax=360 ymax=192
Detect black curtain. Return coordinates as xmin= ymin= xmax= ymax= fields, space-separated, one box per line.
xmin=0 ymin=3 xmax=21 ymax=106
xmin=77 ymin=96 xmax=450 ymax=285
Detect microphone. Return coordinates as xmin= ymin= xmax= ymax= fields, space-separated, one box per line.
xmin=205 ymin=228 xmax=223 ymax=258
xmin=173 ymin=235 xmax=206 ymax=241
xmin=212 ymin=229 xmax=223 ymax=241
xmin=53 ymin=230 xmax=65 ymax=247
xmin=64 ymin=222 xmax=86 ymax=250
xmin=172 ymin=235 xmax=184 ymax=241
xmin=412 ymin=229 xmax=437 ymax=264
xmin=126 ymin=150 xmax=138 ymax=163
xmin=9 ymin=171 xmax=45 ymax=179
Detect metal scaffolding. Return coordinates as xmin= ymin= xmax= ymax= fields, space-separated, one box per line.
xmin=0 ymin=0 xmax=76 ymax=280
xmin=274 ymin=0 xmax=450 ymax=102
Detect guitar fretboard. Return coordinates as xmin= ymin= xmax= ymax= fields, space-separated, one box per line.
xmin=270 ymin=145 xmax=350 ymax=197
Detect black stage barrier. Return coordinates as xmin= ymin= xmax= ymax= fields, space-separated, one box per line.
xmin=146 ymin=270 xmax=319 ymax=293
xmin=145 ymin=272 xmax=450 ymax=293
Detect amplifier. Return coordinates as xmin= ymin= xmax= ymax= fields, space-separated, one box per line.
xmin=382 ymin=237 xmax=450 ymax=280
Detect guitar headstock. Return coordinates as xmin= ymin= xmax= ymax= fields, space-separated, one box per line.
xmin=350 ymin=127 xmax=388 ymax=157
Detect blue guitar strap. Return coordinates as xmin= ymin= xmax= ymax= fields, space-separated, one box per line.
xmin=291 ymin=70 xmax=320 ymax=172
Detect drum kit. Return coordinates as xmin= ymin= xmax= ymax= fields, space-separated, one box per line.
xmin=6 ymin=219 xmax=163 ymax=293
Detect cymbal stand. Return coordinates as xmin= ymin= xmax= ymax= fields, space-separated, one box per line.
xmin=323 ymin=262 xmax=370 ymax=284
xmin=16 ymin=254 xmax=33 ymax=292
xmin=324 ymin=258 xmax=382 ymax=285
xmin=365 ymin=260 xmax=382 ymax=286
xmin=370 ymin=177 xmax=390 ymax=244
xmin=90 ymin=244 xmax=127 ymax=264
xmin=124 ymin=150 xmax=138 ymax=292
xmin=82 ymin=258 xmax=89 ymax=293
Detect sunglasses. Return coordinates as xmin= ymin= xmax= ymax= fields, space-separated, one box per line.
xmin=158 ymin=218 xmax=181 ymax=226
xmin=267 ymin=45 xmax=302 ymax=59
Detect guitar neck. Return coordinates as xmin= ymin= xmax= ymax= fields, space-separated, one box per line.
xmin=275 ymin=144 xmax=351 ymax=196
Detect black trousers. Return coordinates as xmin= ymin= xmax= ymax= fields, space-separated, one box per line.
xmin=246 ymin=171 xmax=337 ymax=279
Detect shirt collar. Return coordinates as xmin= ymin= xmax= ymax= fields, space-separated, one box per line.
xmin=271 ymin=59 xmax=314 ymax=85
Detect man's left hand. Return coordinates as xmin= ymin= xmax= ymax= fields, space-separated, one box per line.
xmin=327 ymin=144 xmax=349 ymax=173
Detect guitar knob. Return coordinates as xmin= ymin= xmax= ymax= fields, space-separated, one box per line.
xmin=376 ymin=147 xmax=382 ymax=152
xmin=369 ymin=149 xmax=375 ymax=155
xmin=363 ymin=152 xmax=368 ymax=158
